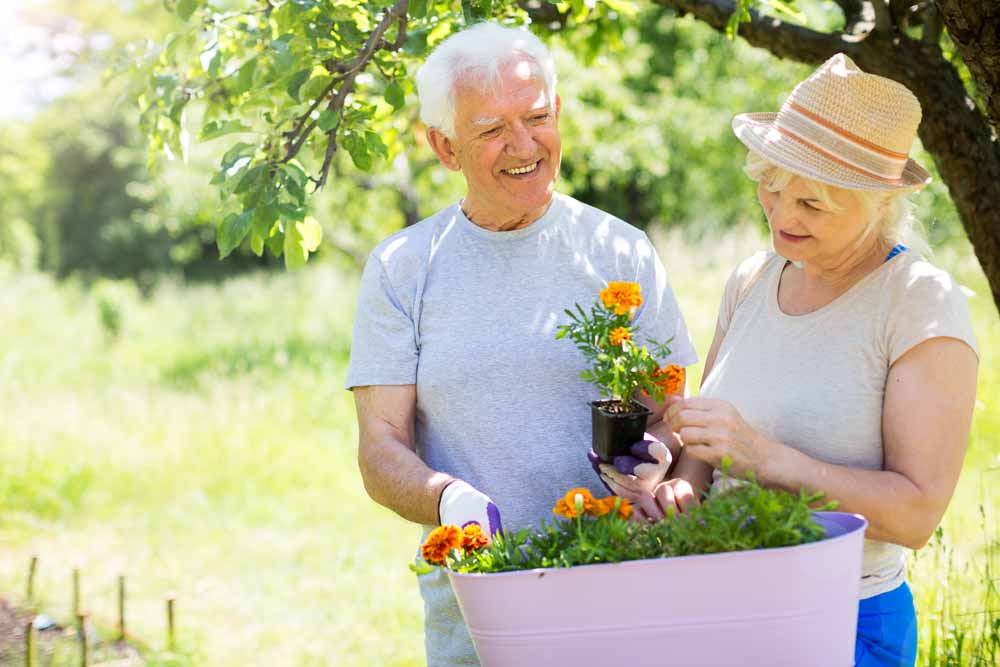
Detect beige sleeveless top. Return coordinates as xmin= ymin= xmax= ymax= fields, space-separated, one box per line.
xmin=701 ymin=250 xmax=978 ymax=599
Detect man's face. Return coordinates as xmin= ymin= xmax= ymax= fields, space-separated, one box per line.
xmin=430 ymin=58 xmax=561 ymax=226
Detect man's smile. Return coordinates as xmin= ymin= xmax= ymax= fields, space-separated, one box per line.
xmin=501 ymin=160 xmax=541 ymax=176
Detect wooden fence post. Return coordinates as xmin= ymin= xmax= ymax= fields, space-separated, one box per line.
xmin=117 ymin=575 xmax=126 ymax=641
xmin=26 ymin=556 xmax=37 ymax=605
xmin=25 ymin=618 xmax=36 ymax=667
xmin=166 ymin=595 xmax=176 ymax=651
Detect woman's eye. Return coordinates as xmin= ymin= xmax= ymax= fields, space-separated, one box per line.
xmin=800 ymin=201 xmax=821 ymax=212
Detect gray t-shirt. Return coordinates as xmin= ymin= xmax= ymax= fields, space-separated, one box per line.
xmin=345 ymin=193 xmax=697 ymax=666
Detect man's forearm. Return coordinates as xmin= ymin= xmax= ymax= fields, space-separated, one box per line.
xmin=358 ymin=436 xmax=454 ymax=525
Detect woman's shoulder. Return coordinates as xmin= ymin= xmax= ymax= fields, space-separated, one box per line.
xmin=725 ymin=250 xmax=781 ymax=298
xmin=880 ymin=252 xmax=967 ymax=307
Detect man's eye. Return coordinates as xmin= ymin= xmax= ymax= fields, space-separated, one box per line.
xmin=531 ymin=113 xmax=549 ymax=122
xmin=480 ymin=127 xmax=502 ymax=138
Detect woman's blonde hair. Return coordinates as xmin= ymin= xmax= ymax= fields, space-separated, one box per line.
xmin=743 ymin=151 xmax=929 ymax=258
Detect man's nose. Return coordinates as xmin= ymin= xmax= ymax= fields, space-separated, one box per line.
xmin=505 ymin=124 xmax=537 ymax=159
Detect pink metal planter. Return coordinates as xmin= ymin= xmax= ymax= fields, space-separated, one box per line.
xmin=448 ymin=512 xmax=867 ymax=667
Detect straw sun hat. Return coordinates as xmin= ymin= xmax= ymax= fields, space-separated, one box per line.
xmin=732 ymin=53 xmax=931 ymax=191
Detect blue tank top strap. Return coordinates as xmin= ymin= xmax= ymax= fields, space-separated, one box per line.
xmin=884 ymin=244 xmax=907 ymax=263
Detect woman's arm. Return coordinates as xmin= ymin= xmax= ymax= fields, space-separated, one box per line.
xmin=673 ymin=336 xmax=978 ymax=548
xmin=764 ymin=336 xmax=977 ymax=548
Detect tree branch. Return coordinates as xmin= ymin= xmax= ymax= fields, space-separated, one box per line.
xmin=871 ymin=0 xmax=894 ymax=33
xmin=278 ymin=0 xmax=410 ymax=186
xmin=922 ymin=4 xmax=943 ymax=44
xmin=518 ymin=0 xmax=571 ymax=30
xmin=652 ymin=0 xmax=866 ymax=64
xmin=832 ymin=0 xmax=876 ymax=37
xmin=935 ymin=0 xmax=1000 ymax=136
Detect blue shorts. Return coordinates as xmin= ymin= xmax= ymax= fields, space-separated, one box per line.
xmin=855 ymin=582 xmax=918 ymax=667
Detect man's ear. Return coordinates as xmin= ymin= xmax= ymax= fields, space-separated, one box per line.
xmin=426 ymin=127 xmax=461 ymax=172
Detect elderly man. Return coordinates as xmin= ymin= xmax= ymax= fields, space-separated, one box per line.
xmin=345 ymin=22 xmax=698 ymax=666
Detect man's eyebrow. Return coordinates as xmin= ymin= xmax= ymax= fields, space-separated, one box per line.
xmin=472 ymin=116 xmax=501 ymax=127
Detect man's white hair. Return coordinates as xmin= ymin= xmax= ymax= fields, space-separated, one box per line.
xmin=415 ymin=22 xmax=557 ymax=139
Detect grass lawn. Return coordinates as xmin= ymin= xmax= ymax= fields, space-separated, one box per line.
xmin=0 ymin=232 xmax=996 ymax=665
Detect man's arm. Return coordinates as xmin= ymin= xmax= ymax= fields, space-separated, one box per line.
xmin=354 ymin=384 xmax=453 ymax=525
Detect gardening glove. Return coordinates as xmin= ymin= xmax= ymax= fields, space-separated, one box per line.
xmin=438 ymin=480 xmax=503 ymax=536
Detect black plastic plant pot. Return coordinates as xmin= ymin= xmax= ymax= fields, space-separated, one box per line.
xmin=590 ymin=399 xmax=653 ymax=462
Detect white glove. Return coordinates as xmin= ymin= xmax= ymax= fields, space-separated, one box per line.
xmin=438 ymin=480 xmax=503 ymax=536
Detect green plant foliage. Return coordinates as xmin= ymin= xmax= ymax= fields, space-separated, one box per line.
xmin=439 ymin=474 xmax=834 ymax=575
xmin=126 ymin=0 xmax=642 ymax=266
xmin=556 ymin=283 xmax=677 ymax=409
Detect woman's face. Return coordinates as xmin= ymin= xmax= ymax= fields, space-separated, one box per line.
xmin=757 ymin=174 xmax=877 ymax=266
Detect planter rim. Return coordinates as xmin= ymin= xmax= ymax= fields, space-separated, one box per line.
xmin=447 ymin=511 xmax=867 ymax=580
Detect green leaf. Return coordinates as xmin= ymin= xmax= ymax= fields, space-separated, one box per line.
xmin=461 ymin=0 xmax=474 ymax=25
xmin=281 ymin=163 xmax=308 ymax=189
xmin=234 ymin=164 xmax=265 ymax=194
xmin=343 ymin=133 xmax=371 ymax=170
xmin=300 ymin=74 xmax=333 ymax=103
xmin=283 ymin=216 xmax=323 ymax=270
xmin=176 ymin=0 xmax=198 ymax=21
xmin=235 ymin=58 xmax=258 ymax=95
xmin=201 ymin=47 xmax=221 ymax=77
xmin=407 ymin=0 xmax=426 ymax=18
xmin=266 ymin=229 xmax=284 ymax=258
xmin=270 ymin=34 xmax=297 ymax=72
xmin=199 ymin=120 xmax=251 ymax=141
xmin=218 ymin=211 xmax=253 ymax=259
xmin=250 ymin=229 xmax=265 ymax=257
xmin=365 ymin=131 xmax=388 ymax=158
xmin=286 ymin=69 xmax=312 ymax=102
xmin=409 ymin=559 xmax=435 ymax=575
xmin=317 ymin=110 xmax=338 ymax=132
xmin=253 ymin=202 xmax=279 ymax=238
xmin=384 ymin=80 xmax=405 ymax=110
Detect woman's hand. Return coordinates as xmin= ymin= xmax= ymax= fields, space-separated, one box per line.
xmin=666 ymin=397 xmax=779 ymax=480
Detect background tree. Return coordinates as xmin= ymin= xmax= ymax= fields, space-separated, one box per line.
xmin=654 ymin=0 xmax=1000 ymax=314
xmin=131 ymin=0 xmax=1000 ymax=313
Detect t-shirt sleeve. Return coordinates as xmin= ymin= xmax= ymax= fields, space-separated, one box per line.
xmin=885 ymin=263 xmax=979 ymax=366
xmin=633 ymin=234 xmax=699 ymax=368
xmin=344 ymin=250 xmax=419 ymax=389
xmin=718 ymin=251 xmax=772 ymax=335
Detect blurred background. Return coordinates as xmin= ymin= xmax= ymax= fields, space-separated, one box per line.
xmin=0 ymin=1 xmax=995 ymax=666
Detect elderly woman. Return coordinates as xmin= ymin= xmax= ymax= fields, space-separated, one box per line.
xmin=600 ymin=54 xmax=978 ymax=667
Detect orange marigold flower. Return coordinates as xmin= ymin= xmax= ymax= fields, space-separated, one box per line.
xmin=461 ymin=524 xmax=490 ymax=552
xmin=652 ymin=364 xmax=686 ymax=395
xmin=599 ymin=282 xmax=643 ymax=316
xmin=609 ymin=327 xmax=631 ymax=347
xmin=421 ymin=525 xmax=463 ymax=566
xmin=616 ymin=497 xmax=634 ymax=519
xmin=591 ymin=497 xmax=614 ymax=517
xmin=553 ymin=487 xmax=597 ymax=518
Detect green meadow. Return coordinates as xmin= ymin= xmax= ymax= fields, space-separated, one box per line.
xmin=1 ymin=231 xmax=997 ymax=666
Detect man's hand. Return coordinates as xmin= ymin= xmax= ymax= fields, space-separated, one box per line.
xmin=588 ymin=439 xmax=672 ymax=521
xmin=438 ymin=480 xmax=503 ymax=536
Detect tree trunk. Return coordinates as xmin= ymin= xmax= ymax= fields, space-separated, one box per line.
xmin=653 ymin=0 xmax=1000 ymax=314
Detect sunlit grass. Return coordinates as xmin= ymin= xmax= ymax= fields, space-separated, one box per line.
xmin=0 ymin=232 xmax=996 ymax=665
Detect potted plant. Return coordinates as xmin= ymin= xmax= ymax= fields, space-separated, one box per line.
xmin=555 ymin=281 xmax=685 ymax=461
xmin=412 ymin=478 xmax=867 ymax=667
